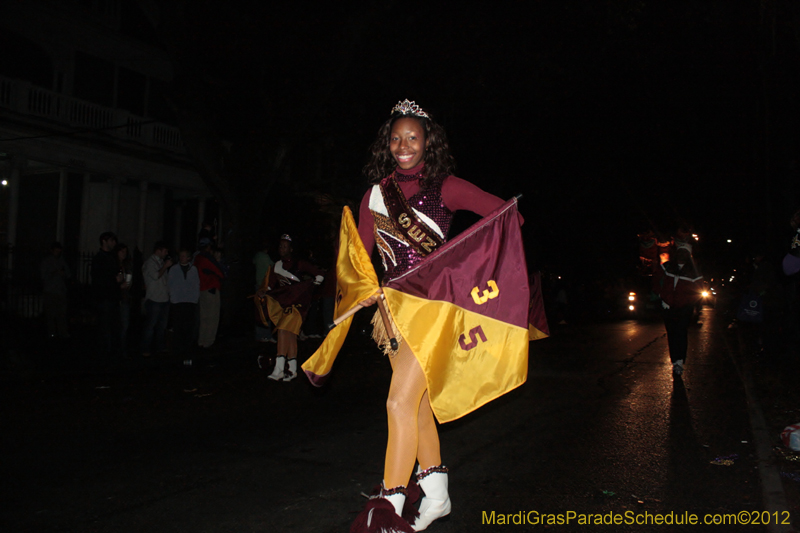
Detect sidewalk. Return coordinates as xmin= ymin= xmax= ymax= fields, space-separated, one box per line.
xmin=726 ymin=320 xmax=800 ymax=533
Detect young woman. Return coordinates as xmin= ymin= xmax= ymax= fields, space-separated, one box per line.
xmin=352 ymin=100 xmax=512 ymax=532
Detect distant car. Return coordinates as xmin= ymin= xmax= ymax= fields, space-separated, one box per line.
xmin=699 ymin=282 xmax=716 ymax=308
xmin=626 ymin=291 xmax=637 ymax=314
xmin=626 ymin=288 xmax=663 ymax=318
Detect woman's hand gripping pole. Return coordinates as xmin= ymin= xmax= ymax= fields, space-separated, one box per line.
xmin=326 ymin=289 xmax=399 ymax=351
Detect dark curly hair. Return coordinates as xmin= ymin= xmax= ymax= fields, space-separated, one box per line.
xmin=363 ymin=108 xmax=456 ymax=186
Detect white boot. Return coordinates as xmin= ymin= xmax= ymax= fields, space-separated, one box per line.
xmin=267 ymin=355 xmax=286 ymax=381
xmin=413 ymin=466 xmax=451 ymax=531
xmin=361 ymin=484 xmax=410 ymax=532
xmin=383 ymin=489 xmax=406 ymax=517
xmin=283 ymin=358 xmax=298 ymax=381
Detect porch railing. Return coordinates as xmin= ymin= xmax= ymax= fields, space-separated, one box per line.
xmin=1 ymin=246 xmax=96 ymax=318
xmin=0 ymin=75 xmax=185 ymax=154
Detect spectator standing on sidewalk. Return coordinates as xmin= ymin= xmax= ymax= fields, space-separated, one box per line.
xmin=141 ymin=241 xmax=172 ymax=357
xmin=168 ymin=249 xmax=200 ymax=359
xmin=652 ymin=245 xmax=703 ymax=377
xmin=114 ymin=243 xmax=134 ymax=356
xmin=91 ymin=232 xmax=123 ymax=360
xmin=40 ymin=241 xmax=71 ymax=339
xmin=194 ymin=238 xmax=225 ymax=348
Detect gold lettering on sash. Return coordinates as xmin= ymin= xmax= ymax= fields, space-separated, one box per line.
xmin=421 ymin=236 xmax=437 ymax=253
xmin=408 ymin=226 xmax=425 ymax=242
xmin=398 ymin=213 xmax=411 ymax=229
xmin=470 ymin=280 xmax=500 ymax=305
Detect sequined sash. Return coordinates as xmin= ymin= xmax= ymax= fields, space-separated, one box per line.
xmin=380 ymin=174 xmax=445 ymax=256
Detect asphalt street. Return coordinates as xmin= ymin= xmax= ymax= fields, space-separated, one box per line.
xmin=0 ymin=308 xmax=783 ymax=532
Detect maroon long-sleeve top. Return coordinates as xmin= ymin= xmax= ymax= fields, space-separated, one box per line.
xmin=358 ymin=163 xmax=517 ymax=257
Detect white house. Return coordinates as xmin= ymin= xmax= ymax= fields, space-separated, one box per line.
xmin=0 ymin=0 xmax=210 ymax=292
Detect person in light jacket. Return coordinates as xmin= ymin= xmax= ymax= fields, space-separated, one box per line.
xmin=168 ymin=248 xmax=200 ymax=358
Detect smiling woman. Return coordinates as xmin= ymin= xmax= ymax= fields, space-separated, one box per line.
xmin=350 ymin=100 xmax=519 ymax=532
xmin=363 ymin=101 xmax=456 ymax=189
xmin=390 ymin=117 xmax=427 ymax=169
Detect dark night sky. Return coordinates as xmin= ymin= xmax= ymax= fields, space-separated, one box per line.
xmin=157 ymin=0 xmax=800 ymax=277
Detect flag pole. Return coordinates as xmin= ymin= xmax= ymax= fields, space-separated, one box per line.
xmin=328 ymin=303 xmax=364 ymax=329
xmin=376 ymin=295 xmax=399 ymax=351
xmin=325 ymin=294 xmax=398 ymax=350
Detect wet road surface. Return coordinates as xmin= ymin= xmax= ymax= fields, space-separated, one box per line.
xmin=1 ymin=308 xmax=774 ymax=532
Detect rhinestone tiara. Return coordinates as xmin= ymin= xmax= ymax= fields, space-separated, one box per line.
xmin=391 ymin=99 xmax=429 ymax=119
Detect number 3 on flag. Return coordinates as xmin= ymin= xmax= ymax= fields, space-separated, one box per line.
xmin=471 ymin=280 xmax=499 ymax=305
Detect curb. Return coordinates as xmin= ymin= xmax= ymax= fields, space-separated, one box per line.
xmin=722 ymin=328 xmax=791 ymax=533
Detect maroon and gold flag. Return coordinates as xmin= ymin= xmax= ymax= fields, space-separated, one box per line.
xmin=303 ymin=198 xmax=545 ymax=423
xmin=302 ymin=207 xmax=380 ymax=385
xmin=383 ymin=198 xmax=536 ymax=423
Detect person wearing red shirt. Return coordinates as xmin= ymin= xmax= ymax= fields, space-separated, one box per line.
xmin=193 ymin=239 xmax=225 ymax=348
xmin=652 ymin=246 xmax=703 ymax=377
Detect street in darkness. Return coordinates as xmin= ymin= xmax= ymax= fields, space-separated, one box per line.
xmin=1 ymin=308 xmax=774 ymax=532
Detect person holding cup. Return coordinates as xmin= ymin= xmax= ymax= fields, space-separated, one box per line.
xmin=141 ymin=241 xmax=172 ymax=357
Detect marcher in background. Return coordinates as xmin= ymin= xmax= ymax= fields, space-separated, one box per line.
xmin=40 ymin=241 xmax=71 ymax=339
xmin=194 ymin=238 xmax=226 ymax=348
xmin=114 ymin=243 xmax=134 ymax=356
xmin=652 ymin=245 xmax=703 ymax=377
xmin=255 ymin=234 xmax=324 ymax=381
xmin=168 ymin=249 xmax=200 ymax=360
xmin=141 ymin=241 xmax=172 ymax=357
xmin=91 ymin=232 xmax=122 ymax=360
xmin=253 ymin=239 xmax=275 ymax=343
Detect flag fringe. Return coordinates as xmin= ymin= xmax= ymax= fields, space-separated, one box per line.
xmin=370 ymin=309 xmax=403 ymax=356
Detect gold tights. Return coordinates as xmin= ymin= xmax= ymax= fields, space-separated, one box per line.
xmin=384 ymin=341 xmax=441 ymax=488
xmin=276 ymin=329 xmax=297 ymax=360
